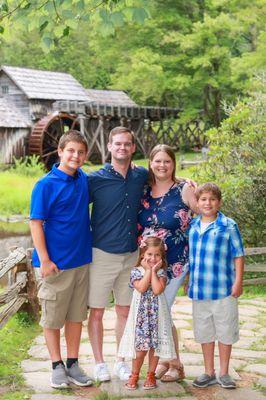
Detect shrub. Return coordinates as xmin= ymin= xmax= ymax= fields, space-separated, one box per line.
xmin=11 ymin=155 xmax=46 ymax=177
xmin=194 ymin=88 xmax=266 ymax=246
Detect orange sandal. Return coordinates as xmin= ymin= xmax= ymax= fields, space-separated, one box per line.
xmin=143 ymin=371 xmax=157 ymax=390
xmin=125 ymin=373 xmax=139 ymax=390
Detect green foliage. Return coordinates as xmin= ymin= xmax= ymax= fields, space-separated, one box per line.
xmin=11 ymin=156 xmax=46 ymax=177
xmin=0 ymin=173 xmax=37 ymax=216
xmin=193 ymin=81 xmax=266 ymax=246
xmin=0 ymin=315 xmax=41 ymax=388
xmin=15 ymin=311 xmax=34 ymax=328
xmin=0 ymin=0 xmax=149 ymax=50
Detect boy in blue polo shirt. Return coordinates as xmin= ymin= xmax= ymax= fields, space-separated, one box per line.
xmin=188 ymin=182 xmax=244 ymax=390
xmin=30 ymin=130 xmax=93 ymax=389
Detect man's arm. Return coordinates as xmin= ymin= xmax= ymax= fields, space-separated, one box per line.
xmin=231 ymin=256 xmax=244 ymax=297
xmin=30 ymin=219 xmax=58 ymax=278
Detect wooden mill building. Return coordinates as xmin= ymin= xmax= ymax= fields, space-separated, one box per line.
xmin=0 ymin=65 xmax=205 ymax=168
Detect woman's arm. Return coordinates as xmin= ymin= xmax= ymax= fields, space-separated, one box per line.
xmin=181 ymin=183 xmax=199 ymax=214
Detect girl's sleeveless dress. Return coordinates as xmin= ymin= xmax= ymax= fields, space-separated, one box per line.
xmin=118 ymin=266 xmax=176 ymax=360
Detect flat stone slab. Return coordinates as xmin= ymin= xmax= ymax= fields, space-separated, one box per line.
xmin=23 ymin=371 xmax=57 ymax=393
xmin=172 ymin=312 xmax=193 ymax=320
xmin=180 ymin=329 xmax=195 ymax=339
xmin=231 ymin=348 xmax=266 ymax=360
xmin=244 ymin=364 xmax=266 ymax=376
xmin=31 ymin=395 xmax=84 ymax=400
xmin=101 ymin=377 xmax=185 ymax=397
xmin=22 ymin=359 xmax=51 ymax=373
xmin=173 ymin=320 xmax=192 ymax=328
xmin=240 ymin=329 xmax=257 ymax=337
xmin=234 ymin=337 xmax=257 ymax=349
xmin=189 ymin=384 xmax=266 ymax=400
xmin=241 ymin=322 xmax=262 ymax=330
xmin=121 ymin=398 xmax=195 ymax=400
xmin=180 ymin=353 xmax=246 ymax=369
xmin=239 ymin=307 xmax=261 ymax=317
xmin=79 ymin=342 xmax=117 ymax=357
xmin=257 ymin=377 xmax=266 ymax=388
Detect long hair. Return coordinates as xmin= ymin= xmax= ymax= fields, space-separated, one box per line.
xmin=148 ymin=144 xmax=181 ymax=185
xmin=137 ymin=236 xmax=167 ymax=270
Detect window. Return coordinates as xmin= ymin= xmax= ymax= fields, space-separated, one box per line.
xmin=2 ymin=85 xmax=9 ymax=94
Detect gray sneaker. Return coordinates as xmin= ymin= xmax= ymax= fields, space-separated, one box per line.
xmin=218 ymin=374 xmax=236 ymax=389
xmin=66 ymin=362 xmax=93 ymax=386
xmin=193 ymin=373 xmax=217 ymax=388
xmin=51 ymin=364 xmax=69 ymax=388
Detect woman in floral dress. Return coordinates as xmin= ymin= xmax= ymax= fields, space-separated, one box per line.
xmin=138 ymin=144 xmax=198 ymax=382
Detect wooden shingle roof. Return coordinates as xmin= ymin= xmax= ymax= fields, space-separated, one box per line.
xmin=1 ymin=65 xmax=90 ymax=101
xmin=86 ymin=89 xmax=138 ymax=106
xmin=0 ymin=98 xmax=30 ymax=128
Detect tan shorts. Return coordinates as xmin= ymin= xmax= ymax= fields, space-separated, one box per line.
xmin=37 ymin=264 xmax=89 ymax=329
xmin=192 ymin=295 xmax=239 ymax=345
xmin=87 ymin=248 xmax=138 ymax=308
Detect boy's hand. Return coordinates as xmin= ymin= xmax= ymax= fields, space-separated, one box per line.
xmin=40 ymin=260 xmax=59 ymax=278
xmin=231 ymin=282 xmax=243 ymax=298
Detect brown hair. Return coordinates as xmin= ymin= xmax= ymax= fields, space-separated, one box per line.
xmin=58 ymin=130 xmax=88 ymax=152
xmin=195 ymin=182 xmax=222 ymax=201
xmin=108 ymin=126 xmax=135 ymax=144
xmin=137 ymin=236 xmax=167 ymax=270
xmin=148 ymin=144 xmax=181 ymax=185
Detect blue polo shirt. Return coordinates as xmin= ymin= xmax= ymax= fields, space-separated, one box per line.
xmin=88 ymin=163 xmax=148 ymax=253
xmin=30 ymin=164 xmax=92 ymax=270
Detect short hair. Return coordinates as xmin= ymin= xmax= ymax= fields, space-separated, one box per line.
xmin=195 ymin=182 xmax=222 ymax=201
xmin=108 ymin=126 xmax=135 ymax=144
xmin=58 ymin=130 xmax=88 ymax=152
xmin=136 ymin=236 xmax=167 ymax=270
xmin=148 ymin=144 xmax=181 ymax=185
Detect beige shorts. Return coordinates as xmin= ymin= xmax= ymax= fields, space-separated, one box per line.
xmin=192 ymin=295 xmax=239 ymax=345
xmin=87 ymin=248 xmax=138 ymax=308
xmin=37 ymin=264 xmax=89 ymax=329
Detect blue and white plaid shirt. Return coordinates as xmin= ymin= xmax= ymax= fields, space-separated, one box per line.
xmin=188 ymin=211 xmax=244 ymax=300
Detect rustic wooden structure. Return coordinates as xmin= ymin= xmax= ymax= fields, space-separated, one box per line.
xmin=0 ymin=247 xmax=39 ymax=329
xmin=0 ymin=246 xmax=265 ymax=330
xmin=0 ymin=65 xmax=208 ymax=168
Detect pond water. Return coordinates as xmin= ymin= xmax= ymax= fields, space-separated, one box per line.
xmin=0 ymin=221 xmax=32 ymax=286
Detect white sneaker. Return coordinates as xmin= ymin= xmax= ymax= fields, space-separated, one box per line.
xmin=94 ymin=363 xmax=111 ymax=382
xmin=113 ymin=361 xmax=131 ymax=381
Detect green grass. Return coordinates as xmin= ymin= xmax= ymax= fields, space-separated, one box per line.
xmin=0 ymin=313 xmax=41 ymax=390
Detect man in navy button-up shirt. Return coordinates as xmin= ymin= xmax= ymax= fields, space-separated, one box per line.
xmin=87 ymin=127 xmax=148 ymax=382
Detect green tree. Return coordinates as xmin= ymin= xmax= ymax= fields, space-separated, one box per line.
xmin=194 ymin=77 xmax=266 ymax=246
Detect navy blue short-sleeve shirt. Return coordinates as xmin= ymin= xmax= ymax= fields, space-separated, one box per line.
xmin=88 ymin=164 xmax=148 ymax=253
xmin=30 ymin=164 xmax=92 ymax=269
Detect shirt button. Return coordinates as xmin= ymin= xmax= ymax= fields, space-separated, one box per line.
xmin=128 ymin=232 xmax=131 ymax=235
xmin=128 ymin=219 xmax=131 ymax=222
xmin=125 ymin=193 xmax=128 ymax=196
xmin=126 ymin=205 xmax=129 ymax=208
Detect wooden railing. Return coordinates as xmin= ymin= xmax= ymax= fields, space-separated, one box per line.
xmin=0 ymin=246 xmax=265 ymax=330
xmin=0 ymin=247 xmax=39 ymax=329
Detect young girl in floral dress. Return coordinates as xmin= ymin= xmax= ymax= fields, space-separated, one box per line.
xmin=118 ymin=237 xmax=176 ymax=390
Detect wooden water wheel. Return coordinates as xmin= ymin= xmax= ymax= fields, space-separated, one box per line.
xmin=29 ymin=113 xmax=80 ymax=169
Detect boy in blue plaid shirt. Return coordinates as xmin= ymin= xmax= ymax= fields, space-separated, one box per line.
xmin=188 ymin=182 xmax=244 ymax=389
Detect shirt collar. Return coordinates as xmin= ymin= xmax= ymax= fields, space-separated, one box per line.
xmin=52 ymin=163 xmax=80 ymax=181
xmin=194 ymin=211 xmax=227 ymax=228
xmin=103 ymin=162 xmax=132 ymax=177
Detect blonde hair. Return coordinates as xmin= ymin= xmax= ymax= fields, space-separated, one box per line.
xmin=137 ymin=236 xmax=167 ymax=270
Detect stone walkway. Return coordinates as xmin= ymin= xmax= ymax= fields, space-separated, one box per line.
xmin=22 ymin=297 xmax=266 ymax=400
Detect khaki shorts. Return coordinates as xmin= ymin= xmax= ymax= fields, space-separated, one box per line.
xmin=37 ymin=264 xmax=89 ymax=329
xmin=193 ymin=295 xmax=239 ymax=345
xmin=87 ymin=248 xmax=138 ymax=308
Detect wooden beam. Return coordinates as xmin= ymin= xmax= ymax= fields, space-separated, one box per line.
xmin=245 ymin=247 xmax=266 ymax=256
xmin=0 ymin=247 xmax=26 ymax=279
xmin=0 ymin=272 xmax=27 ymax=305
xmin=244 ymin=263 xmax=266 ymax=272
xmin=243 ymin=277 xmax=266 ymax=286
xmin=0 ymin=296 xmax=27 ymax=329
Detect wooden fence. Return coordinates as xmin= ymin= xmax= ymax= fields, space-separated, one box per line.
xmin=0 ymin=246 xmax=265 ymax=330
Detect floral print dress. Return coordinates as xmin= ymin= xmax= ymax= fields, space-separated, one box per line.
xmin=118 ymin=266 xmax=176 ymax=360
xmin=138 ymin=182 xmax=192 ymax=280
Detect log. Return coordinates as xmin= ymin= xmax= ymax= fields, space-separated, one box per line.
xmin=0 ymin=272 xmax=27 ymax=305
xmin=0 ymin=247 xmax=26 ymax=279
xmin=0 ymin=296 xmax=26 ymax=329
xmin=244 ymin=263 xmax=266 ymax=272
xmin=180 ymin=160 xmax=204 ymax=169
xmin=23 ymin=248 xmax=40 ymax=321
xmin=243 ymin=277 xmax=266 ymax=286
xmin=245 ymin=247 xmax=266 ymax=256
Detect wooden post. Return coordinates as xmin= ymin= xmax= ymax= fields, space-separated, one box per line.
xmin=23 ymin=248 xmax=40 ymax=321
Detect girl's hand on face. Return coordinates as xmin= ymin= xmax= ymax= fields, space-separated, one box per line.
xmin=152 ymin=259 xmax=162 ymax=272
xmin=141 ymin=257 xmax=151 ymax=270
